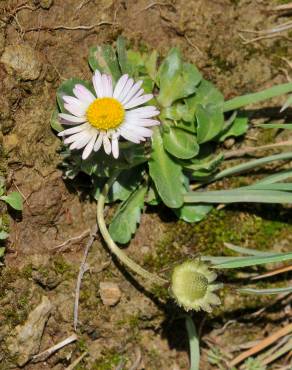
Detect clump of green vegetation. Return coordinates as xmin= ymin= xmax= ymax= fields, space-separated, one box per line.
xmin=91 ymin=352 xmax=125 ymax=370
xmin=144 ymin=208 xmax=288 ymax=272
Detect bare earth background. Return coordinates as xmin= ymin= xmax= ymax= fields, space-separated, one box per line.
xmin=0 ymin=0 xmax=292 ymax=369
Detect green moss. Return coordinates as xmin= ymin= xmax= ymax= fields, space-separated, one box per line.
xmin=53 ymin=256 xmax=72 ymax=275
xmin=91 ymin=352 xmax=125 ymax=370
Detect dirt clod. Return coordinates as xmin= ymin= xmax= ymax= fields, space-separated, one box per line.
xmin=6 ymin=295 xmax=53 ymax=367
xmin=0 ymin=44 xmax=42 ymax=81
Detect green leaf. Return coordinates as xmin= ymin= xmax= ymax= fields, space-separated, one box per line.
xmin=174 ymin=204 xmax=212 ymax=222
xmin=255 ymin=170 xmax=292 ymax=185
xmin=127 ymin=50 xmax=146 ymax=76
xmin=145 ymin=184 xmax=161 ymax=205
xmin=57 ymin=78 xmax=93 ymax=113
xmin=116 ymin=36 xmax=133 ymax=75
xmin=218 ymin=117 xmax=249 ymax=141
xmin=214 ymin=152 xmax=292 ymax=181
xmin=145 ymin=50 xmax=158 ymax=82
xmin=213 ymin=251 xmax=292 ymax=269
xmin=185 ymin=315 xmax=200 ymax=370
xmin=223 ymin=82 xmax=292 ymax=112
xmin=149 ymin=128 xmax=185 ymax=208
xmin=0 ymin=230 xmax=8 ymax=240
xmin=0 ymin=247 xmax=4 ymax=258
xmin=186 ymin=79 xmax=224 ymax=111
xmin=157 ymin=48 xmax=201 ymax=107
xmin=196 ymin=104 xmax=224 ymax=144
xmin=107 ymin=168 xmax=143 ymax=202
xmin=239 ymin=286 xmax=292 ymax=295
xmin=183 ymin=151 xmax=224 ymax=172
xmin=88 ymin=45 xmax=121 ymax=82
xmin=109 ymin=185 xmax=147 ymax=244
xmin=50 ymin=109 xmax=63 ymax=133
xmin=163 ymin=126 xmax=199 ymax=159
xmin=184 ymin=188 xmax=292 ymax=204
xmin=1 ymin=192 xmax=23 ymax=211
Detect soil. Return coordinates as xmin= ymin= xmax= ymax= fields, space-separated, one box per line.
xmin=0 ymin=0 xmax=292 ymax=369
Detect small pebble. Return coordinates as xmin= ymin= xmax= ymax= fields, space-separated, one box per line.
xmin=99 ymin=282 xmax=122 ymax=306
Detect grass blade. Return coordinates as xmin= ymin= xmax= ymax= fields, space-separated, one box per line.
xmin=185 ymin=315 xmax=200 ymax=370
xmin=184 ymin=189 xmax=292 ymax=204
xmin=224 ymin=243 xmax=277 ymax=256
xmin=239 ymin=286 xmax=292 ymax=295
xmin=255 ymin=170 xmax=292 ymax=184
xmin=213 ymin=252 xmax=292 ymax=269
xmin=223 ymin=83 xmax=292 ymax=112
xmin=256 ymin=123 xmax=292 ymax=129
xmin=247 ymin=183 xmax=292 ymax=191
xmin=215 ymin=152 xmax=292 ymax=181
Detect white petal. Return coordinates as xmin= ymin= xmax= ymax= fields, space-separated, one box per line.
xmin=63 ymin=130 xmax=89 ymax=145
xmin=126 ymin=106 xmax=159 ymax=118
xmin=82 ymin=131 xmax=98 ymax=159
xmin=94 ymin=133 xmax=103 ymax=152
xmin=73 ymin=84 xmax=95 ymax=104
xmin=58 ymin=123 xmax=90 ymax=137
xmin=102 ymin=74 xmax=113 ymax=97
xmin=92 ymin=70 xmax=103 ymax=98
xmin=70 ymin=135 xmax=92 ymax=150
xmin=119 ymin=127 xmax=143 ymax=143
xmin=117 ymin=78 xmax=134 ymax=102
xmin=103 ymin=135 xmax=111 ymax=155
xmin=133 ymin=119 xmax=160 ymax=127
xmin=111 ymin=136 xmax=119 ymax=159
xmin=121 ymin=80 xmax=143 ymax=104
xmin=59 ymin=113 xmax=86 ymax=123
xmin=63 ymin=96 xmax=88 ymax=109
xmin=123 ymin=124 xmax=153 ymax=137
xmin=124 ymin=94 xmax=153 ymax=109
xmin=113 ymin=74 xmax=129 ymax=99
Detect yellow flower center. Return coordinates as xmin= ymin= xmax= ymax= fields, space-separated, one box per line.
xmin=86 ymin=97 xmax=125 ymax=130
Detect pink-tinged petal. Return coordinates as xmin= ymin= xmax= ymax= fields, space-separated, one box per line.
xmin=92 ymin=70 xmax=103 ymax=98
xmin=113 ymin=74 xmax=129 ymax=99
xmin=73 ymin=84 xmax=95 ymax=104
xmin=82 ymin=131 xmax=98 ymax=159
xmin=103 ymin=135 xmax=111 ymax=155
xmin=63 ymin=96 xmax=88 ymax=109
xmin=94 ymin=133 xmax=103 ymax=152
xmin=124 ymin=94 xmax=153 ymax=109
xmin=101 ymin=74 xmax=113 ymax=97
xmin=121 ymin=80 xmax=143 ymax=104
xmin=64 ymin=103 xmax=87 ymax=117
xmin=111 ymin=136 xmax=119 ymax=159
xmin=117 ymin=78 xmax=134 ymax=102
xmin=58 ymin=113 xmax=86 ymax=123
xmin=58 ymin=123 xmax=90 ymax=137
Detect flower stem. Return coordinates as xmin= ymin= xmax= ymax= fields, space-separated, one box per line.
xmin=96 ymin=171 xmax=168 ymax=285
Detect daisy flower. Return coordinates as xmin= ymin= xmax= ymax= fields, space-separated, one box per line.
xmin=171 ymin=260 xmax=222 ymax=312
xmin=58 ymin=70 xmax=160 ymax=160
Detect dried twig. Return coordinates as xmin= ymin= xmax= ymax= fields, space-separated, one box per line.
xmin=73 ymin=224 xmax=98 ymax=331
xmin=129 ymin=347 xmax=142 ymax=370
xmin=51 ymin=229 xmax=90 ymax=251
xmin=184 ymin=34 xmax=203 ymax=55
xmin=230 ymin=323 xmax=292 ymax=366
xmin=224 ymin=140 xmax=292 ymax=159
xmin=251 ymin=265 xmax=292 ymax=280
xmin=32 ymin=334 xmax=78 ymax=362
xmin=24 ymin=21 xmax=114 ymax=33
xmin=136 ymin=1 xmax=175 ymax=14
xmin=239 ymin=33 xmax=292 ymax=45
xmin=273 ymin=4 xmax=292 ymax=12
xmin=65 ymin=352 xmax=88 ymax=370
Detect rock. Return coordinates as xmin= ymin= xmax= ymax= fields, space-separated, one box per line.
xmin=99 ymin=282 xmax=122 ymax=306
xmin=1 ymin=44 xmax=42 ymax=81
xmin=32 ymin=270 xmax=60 ymax=290
xmin=40 ymin=0 xmax=54 ymax=9
xmin=6 ymin=295 xmax=53 ymax=367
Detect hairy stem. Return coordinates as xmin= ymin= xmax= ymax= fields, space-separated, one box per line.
xmin=96 ymin=171 xmax=168 ymax=285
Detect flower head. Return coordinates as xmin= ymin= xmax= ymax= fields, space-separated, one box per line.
xmin=171 ymin=259 xmax=222 ymax=312
xmin=58 ymin=70 xmax=160 ymax=159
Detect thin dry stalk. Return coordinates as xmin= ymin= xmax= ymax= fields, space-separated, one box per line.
xmin=51 ymin=229 xmax=90 ymax=251
xmin=230 ymin=323 xmax=292 ymax=366
xmin=65 ymin=352 xmax=88 ymax=370
xmin=32 ymin=334 xmax=78 ymax=362
xmin=251 ymin=265 xmax=292 ymax=280
xmin=25 ymin=21 xmax=114 ymax=33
